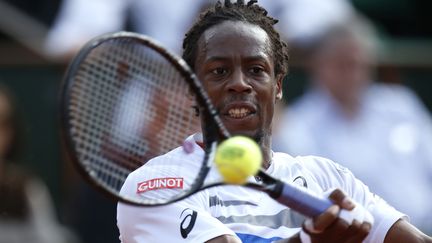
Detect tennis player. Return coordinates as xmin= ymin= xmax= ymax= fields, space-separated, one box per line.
xmin=117 ymin=1 xmax=432 ymax=242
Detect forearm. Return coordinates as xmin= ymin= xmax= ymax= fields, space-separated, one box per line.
xmin=384 ymin=219 xmax=432 ymax=243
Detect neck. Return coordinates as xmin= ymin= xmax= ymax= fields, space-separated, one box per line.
xmin=257 ymin=134 xmax=272 ymax=170
xmin=334 ymin=94 xmax=361 ymax=119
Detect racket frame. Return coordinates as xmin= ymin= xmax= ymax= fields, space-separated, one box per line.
xmin=60 ymin=32 xmax=228 ymax=205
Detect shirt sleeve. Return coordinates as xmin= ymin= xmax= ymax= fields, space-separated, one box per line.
xmin=117 ymin=168 xmax=238 ymax=242
xmin=117 ymin=201 xmax=238 ymax=242
xmin=300 ymin=156 xmax=406 ymax=243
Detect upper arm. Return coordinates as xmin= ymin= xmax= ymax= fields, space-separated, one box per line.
xmin=384 ymin=219 xmax=432 ymax=243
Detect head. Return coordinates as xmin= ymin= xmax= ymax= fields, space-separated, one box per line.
xmin=0 ymin=85 xmax=21 ymax=166
xmin=306 ymin=15 xmax=379 ymax=110
xmin=0 ymin=85 xmax=30 ymax=221
xmin=182 ymin=0 xmax=289 ymax=158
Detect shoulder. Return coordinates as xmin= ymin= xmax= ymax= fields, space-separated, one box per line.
xmin=369 ymin=83 xmax=416 ymax=101
xmin=273 ymin=154 xmax=408 ymax=242
xmin=273 ymin=152 xmax=347 ymax=173
xmin=274 ymin=153 xmax=355 ymax=191
xmin=292 ymin=154 xmax=351 ymax=177
xmin=368 ymin=84 xmax=427 ymax=116
xmin=273 ymin=152 xmax=350 ymax=184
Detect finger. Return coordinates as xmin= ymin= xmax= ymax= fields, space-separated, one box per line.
xmin=304 ymin=215 xmax=350 ymax=242
xmin=306 ymin=205 xmax=340 ymax=232
xmin=339 ymin=219 xmax=362 ymax=240
xmin=303 ymin=218 xmax=321 ymax=234
xmin=321 ymin=217 xmax=351 ymax=239
xmin=346 ymin=222 xmax=372 ymax=243
xmin=328 ymin=189 xmax=355 ymax=210
xmin=339 ymin=207 xmax=362 ymax=225
xmin=339 ymin=204 xmax=375 ymax=226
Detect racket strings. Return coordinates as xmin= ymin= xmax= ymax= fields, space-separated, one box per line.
xmin=68 ymin=38 xmax=200 ymax=193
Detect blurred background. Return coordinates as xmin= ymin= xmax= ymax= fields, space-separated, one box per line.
xmin=0 ymin=0 xmax=431 ymax=242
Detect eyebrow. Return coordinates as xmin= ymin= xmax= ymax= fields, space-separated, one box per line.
xmin=204 ymin=55 xmax=270 ymax=63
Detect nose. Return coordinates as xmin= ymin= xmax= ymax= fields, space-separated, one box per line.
xmin=226 ymin=69 xmax=252 ymax=93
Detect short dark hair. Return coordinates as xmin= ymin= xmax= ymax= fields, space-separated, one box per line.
xmin=182 ymin=0 xmax=289 ymax=77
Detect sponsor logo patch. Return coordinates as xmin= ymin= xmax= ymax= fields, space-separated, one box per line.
xmin=137 ymin=177 xmax=184 ymax=193
xmin=180 ymin=208 xmax=197 ymax=238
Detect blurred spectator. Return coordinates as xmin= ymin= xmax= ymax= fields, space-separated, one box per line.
xmin=262 ymin=0 xmax=354 ymax=46
xmin=44 ymin=0 xmax=212 ymax=59
xmin=273 ymin=14 xmax=432 ymax=234
xmin=45 ymin=0 xmax=354 ymax=60
xmin=0 ymin=84 xmax=79 ymax=243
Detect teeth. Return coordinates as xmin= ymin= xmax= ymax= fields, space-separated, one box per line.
xmin=228 ymin=108 xmax=251 ymax=118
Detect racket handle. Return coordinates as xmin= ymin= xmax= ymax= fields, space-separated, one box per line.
xmin=274 ymin=182 xmax=333 ymax=218
xmin=274 ymin=182 xmax=375 ymax=226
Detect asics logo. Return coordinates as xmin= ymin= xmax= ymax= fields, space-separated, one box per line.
xmin=180 ymin=208 xmax=197 ymax=238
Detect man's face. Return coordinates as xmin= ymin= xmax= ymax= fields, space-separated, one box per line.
xmin=0 ymin=93 xmax=13 ymax=159
xmin=194 ymin=21 xmax=282 ymax=141
xmin=311 ymin=36 xmax=372 ymax=103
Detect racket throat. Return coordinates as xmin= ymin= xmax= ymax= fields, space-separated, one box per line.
xmin=270 ymin=181 xmax=331 ymax=218
xmin=265 ymin=180 xmax=284 ymax=199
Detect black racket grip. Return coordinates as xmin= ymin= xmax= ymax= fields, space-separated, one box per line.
xmin=273 ymin=182 xmax=333 ymax=218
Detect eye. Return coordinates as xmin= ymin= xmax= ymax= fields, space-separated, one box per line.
xmin=212 ymin=67 xmax=227 ymax=75
xmin=249 ymin=66 xmax=264 ymax=75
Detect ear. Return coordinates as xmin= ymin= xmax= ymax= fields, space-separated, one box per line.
xmin=275 ymin=74 xmax=283 ymax=100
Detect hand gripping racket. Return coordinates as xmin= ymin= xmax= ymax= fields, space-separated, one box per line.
xmin=60 ymin=31 xmax=373 ymax=222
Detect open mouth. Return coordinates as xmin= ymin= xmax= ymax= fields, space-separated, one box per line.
xmin=222 ymin=102 xmax=257 ymax=120
xmin=228 ymin=107 xmax=253 ymax=118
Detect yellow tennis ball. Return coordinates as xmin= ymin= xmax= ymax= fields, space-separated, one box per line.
xmin=214 ymin=136 xmax=262 ymax=184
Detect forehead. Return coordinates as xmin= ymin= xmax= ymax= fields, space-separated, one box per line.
xmin=197 ymin=20 xmax=272 ymax=60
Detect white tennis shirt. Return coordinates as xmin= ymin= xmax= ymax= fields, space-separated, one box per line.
xmin=117 ymin=133 xmax=405 ymax=242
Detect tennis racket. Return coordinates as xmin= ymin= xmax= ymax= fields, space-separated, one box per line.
xmin=60 ymin=31 xmax=362 ymax=220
